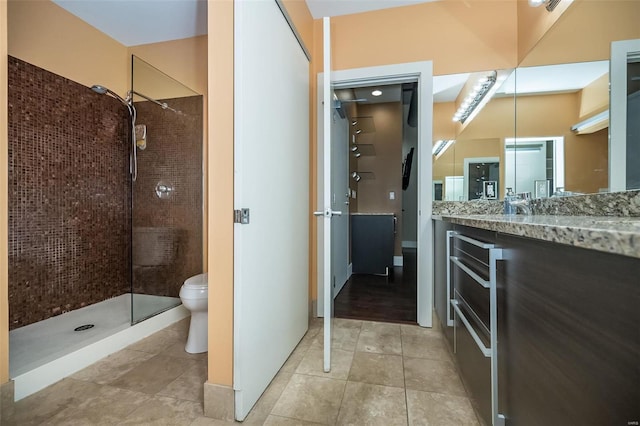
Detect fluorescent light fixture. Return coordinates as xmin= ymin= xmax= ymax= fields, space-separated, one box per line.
xmin=528 ymin=0 xmax=562 ymax=11
xmin=571 ymin=110 xmax=609 ymax=134
xmin=432 ymin=139 xmax=454 ymax=159
xmin=371 ymin=89 xmax=382 ymax=97
xmin=452 ymin=71 xmax=502 ymax=125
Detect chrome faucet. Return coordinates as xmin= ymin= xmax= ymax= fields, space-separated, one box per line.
xmin=508 ymin=192 xmax=533 ymax=215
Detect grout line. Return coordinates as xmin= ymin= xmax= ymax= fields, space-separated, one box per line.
xmin=333 ymin=321 xmax=361 ymax=425
xmin=401 ymin=328 xmax=411 ymax=426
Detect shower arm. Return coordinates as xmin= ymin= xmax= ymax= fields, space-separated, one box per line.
xmin=128 ymin=90 xmax=182 ymax=115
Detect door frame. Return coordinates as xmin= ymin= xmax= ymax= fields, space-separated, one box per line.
xmin=610 ymin=38 xmax=640 ymax=192
xmin=317 ymin=61 xmax=434 ymax=327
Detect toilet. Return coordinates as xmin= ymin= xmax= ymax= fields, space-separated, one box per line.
xmin=179 ymin=273 xmax=208 ymax=353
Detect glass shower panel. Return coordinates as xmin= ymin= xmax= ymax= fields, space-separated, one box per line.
xmin=130 ymin=55 xmax=203 ymax=324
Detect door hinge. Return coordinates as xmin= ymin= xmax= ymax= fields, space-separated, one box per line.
xmin=234 ymin=208 xmax=250 ymax=224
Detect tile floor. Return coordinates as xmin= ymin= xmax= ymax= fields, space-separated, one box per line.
xmin=2 ymin=317 xmax=482 ymax=425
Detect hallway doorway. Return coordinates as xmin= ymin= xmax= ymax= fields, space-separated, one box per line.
xmin=316 ymin=60 xmax=434 ymax=336
xmin=331 ymin=82 xmax=419 ymax=324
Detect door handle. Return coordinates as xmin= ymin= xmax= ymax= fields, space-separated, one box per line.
xmin=313 ymin=209 xmax=342 ymax=217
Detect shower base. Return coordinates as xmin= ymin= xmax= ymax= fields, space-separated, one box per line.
xmin=8 ymin=293 xmax=188 ymax=401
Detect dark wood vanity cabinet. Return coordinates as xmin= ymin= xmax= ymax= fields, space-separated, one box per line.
xmin=496 ymin=232 xmax=640 ymax=425
xmin=433 ymin=220 xmax=640 ymax=425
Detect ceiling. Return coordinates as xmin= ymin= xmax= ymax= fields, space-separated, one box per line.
xmin=52 ymin=0 xmax=208 ymax=46
xmin=498 ymin=61 xmax=609 ymax=96
xmin=335 ymin=85 xmax=403 ymax=109
xmin=53 ymin=0 xmax=437 ymax=47
xmin=305 ymin=0 xmax=438 ymax=19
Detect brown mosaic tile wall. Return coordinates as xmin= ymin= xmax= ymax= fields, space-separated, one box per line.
xmin=132 ymin=96 xmax=203 ymax=297
xmin=7 ymin=56 xmax=131 ymax=330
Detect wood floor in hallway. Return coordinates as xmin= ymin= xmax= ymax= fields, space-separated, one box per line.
xmin=334 ymin=249 xmax=418 ymax=324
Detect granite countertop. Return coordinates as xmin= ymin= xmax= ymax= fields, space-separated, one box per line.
xmin=433 ymin=214 xmax=640 ymax=259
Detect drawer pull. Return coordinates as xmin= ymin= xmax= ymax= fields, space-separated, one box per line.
xmin=450 ymin=299 xmax=491 ymax=357
xmin=453 ymin=234 xmax=495 ymax=249
xmin=450 ymin=256 xmax=490 ymax=288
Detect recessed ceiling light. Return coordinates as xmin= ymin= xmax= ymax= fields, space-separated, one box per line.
xmin=371 ymin=90 xmax=382 ymax=97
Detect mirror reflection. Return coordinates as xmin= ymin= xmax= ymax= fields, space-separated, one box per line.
xmin=432 ymin=70 xmax=515 ymax=201
xmin=433 ymin=0 xmax=640 ymax=201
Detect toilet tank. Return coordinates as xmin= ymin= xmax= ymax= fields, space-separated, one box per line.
xmin=132 ymin=227 xmax=181 ymax=266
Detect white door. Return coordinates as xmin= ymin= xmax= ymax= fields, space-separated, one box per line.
xmin=233 ymin=0 xmax=310 ymax=420
xmin=610 ymin=38 xmax=640 ymax=192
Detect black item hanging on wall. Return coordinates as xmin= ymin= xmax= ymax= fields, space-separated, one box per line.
xmin=402 ymin=147 xmax=414 ymax=190
xmin=407 ymin=84 xmax=418 ymax=128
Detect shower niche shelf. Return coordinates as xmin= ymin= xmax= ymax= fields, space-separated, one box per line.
xmin=353 ymin=143 xmax=376 ymax=157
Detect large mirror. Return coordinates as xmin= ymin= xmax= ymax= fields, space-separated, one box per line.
xmin=433 ymin=0 xmax=640 ymax=201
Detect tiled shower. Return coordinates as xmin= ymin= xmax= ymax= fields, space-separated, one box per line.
xmin=7 ymin=54 xmax=203 ymax=378
xmin=8 ymin=56 xmax=131 ymax=329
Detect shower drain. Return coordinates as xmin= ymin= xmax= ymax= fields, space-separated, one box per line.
xmin=74 ymin=324 xmax=95 ymax=332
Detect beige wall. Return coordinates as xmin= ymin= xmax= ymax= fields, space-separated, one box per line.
xmin=354 ymin=103 xmax=404 ymax=256
xmin=8 ymin=0 xmax=128 ymax=94
xmin=1 ymin=0 xmax=9 ymax=385
xmin=517 ymin=0 xmax=573 ymax=64
xmin=433 ymin=102 xmax=456 ymax=142
xmin=129 ymin=36 xmax=208 ymax=96
xmin=564 ymin=128 xmax=608 ymax=193
xmin=281 ymin=0 xmax=314 ymax=49
xmin=579 ymin=73 xmax=608 ymax=120
xmin=330 ymin=0 xmax=518 ymax=76
xmin=207 ymin=0 xmax=234 ymax=388
xmin=520 ymin=0 xmax=640 ymax=67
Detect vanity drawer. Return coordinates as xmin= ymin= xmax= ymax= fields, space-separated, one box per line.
xmin=453 ymin=267 xmax=490 ymax=331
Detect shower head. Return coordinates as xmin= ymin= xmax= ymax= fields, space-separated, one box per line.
xmin=91 ymin=85 xmax=108 ymax=95
xmin=91 ymin=84 xmax=131 ymax=107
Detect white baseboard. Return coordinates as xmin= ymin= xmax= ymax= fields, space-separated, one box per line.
xmin=402 ymin=240 xmax=418 ymax=249
xmin=394 ymin=256 xmax=403 ymax=267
